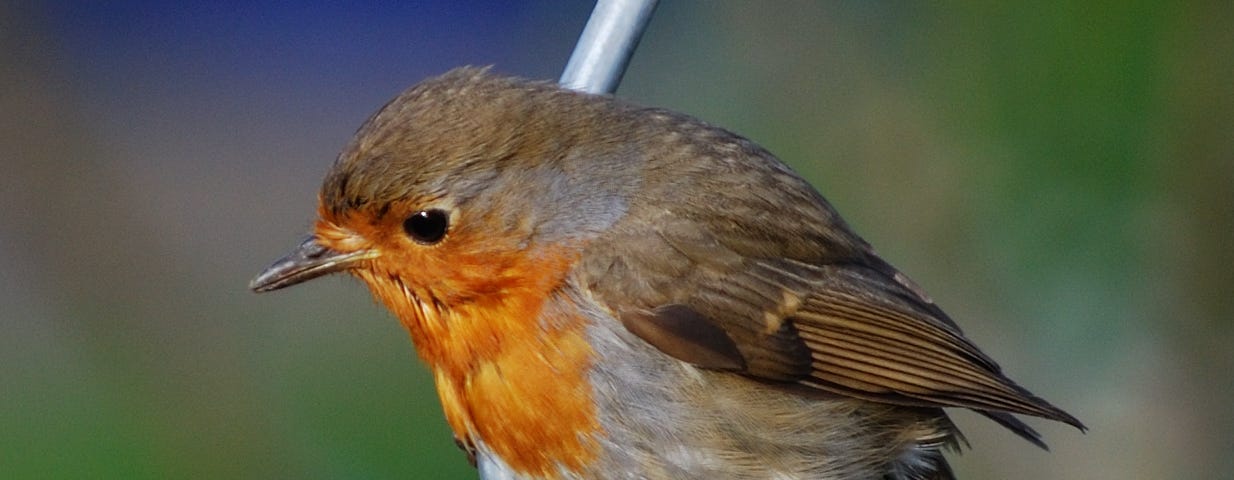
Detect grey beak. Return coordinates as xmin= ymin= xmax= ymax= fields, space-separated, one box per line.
xmin=250 ymin=237 xmax=370 ymax=292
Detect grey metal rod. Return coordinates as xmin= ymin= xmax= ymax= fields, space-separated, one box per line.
xmin=560 ymin=0 xmax=659 ymax=94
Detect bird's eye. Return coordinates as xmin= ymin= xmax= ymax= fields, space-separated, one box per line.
xmin=403 ymin=209 xmax=449 ymax=245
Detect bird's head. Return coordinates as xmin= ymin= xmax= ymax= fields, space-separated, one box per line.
xmin=250 ymin=67 xmax=640 ymax=368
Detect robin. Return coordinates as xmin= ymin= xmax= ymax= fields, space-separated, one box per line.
xmin=251 ymin=67 xmax=1084 ymax=479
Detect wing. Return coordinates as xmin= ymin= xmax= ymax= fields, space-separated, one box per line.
xmin=580 ymin=208 xmax=1085 ymax=449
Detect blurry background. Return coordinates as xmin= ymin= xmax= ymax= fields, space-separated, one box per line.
xmin=3 ymin=1 xmax=1230 ymax=478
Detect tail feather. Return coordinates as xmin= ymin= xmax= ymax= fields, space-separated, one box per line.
xmin=978 ymin=410 xmax=1049 ymax=450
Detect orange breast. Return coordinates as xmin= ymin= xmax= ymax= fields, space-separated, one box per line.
xmin=436 ymin=302 xmax=600 ymax=478
xmin=342 ymin=235 xmax=602 ymax=476
xmin=315 ymin=209 xmax=604 ymax=477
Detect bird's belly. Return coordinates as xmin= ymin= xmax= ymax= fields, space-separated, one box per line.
xmin=459 ymin=300 xmax=953 ymax=480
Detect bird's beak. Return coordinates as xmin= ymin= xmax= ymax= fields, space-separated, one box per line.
xmin=249 ymin=236 xmax=374 ymax=292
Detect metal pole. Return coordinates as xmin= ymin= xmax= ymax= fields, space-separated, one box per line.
xmin=560 ymin=0 xmax=659 ymax=94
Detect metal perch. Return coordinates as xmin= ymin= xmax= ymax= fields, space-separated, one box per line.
xmin=560 ymin=0 xmax=660 ymax=95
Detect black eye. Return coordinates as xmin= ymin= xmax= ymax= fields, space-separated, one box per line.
xmin=403 ymin=209 xmax=449 ymax=244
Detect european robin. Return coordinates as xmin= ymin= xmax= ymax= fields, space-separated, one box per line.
xmin=251 ymin=67 xmax=1084 ymax=479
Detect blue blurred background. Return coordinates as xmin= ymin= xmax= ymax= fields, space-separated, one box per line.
xmin=3 ymin=1 xmax=1230 ymax=478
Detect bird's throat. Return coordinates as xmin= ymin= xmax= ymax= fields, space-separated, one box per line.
xmin=434 ymin=307 xmax=600 ymax=479
xmin=356 ymin=250 xmax=603 ymax=479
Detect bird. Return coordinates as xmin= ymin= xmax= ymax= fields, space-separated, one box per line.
xmin=251 ymin=67 xmax=1084 ymax=480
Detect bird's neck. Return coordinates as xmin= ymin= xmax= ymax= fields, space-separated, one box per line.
xmin=363 ymin=248 xmax=603 ymax=479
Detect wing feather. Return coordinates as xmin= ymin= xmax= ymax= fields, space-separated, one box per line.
xmin=580 ymin=194 xmax=1085 ymax=450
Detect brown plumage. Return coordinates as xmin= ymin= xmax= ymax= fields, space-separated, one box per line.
xmin=252 ymin=67 xmax=1084 ymax=479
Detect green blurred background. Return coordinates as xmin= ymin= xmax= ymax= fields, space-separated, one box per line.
xmin=3 ymin=1 xmax=1230 ymax=478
